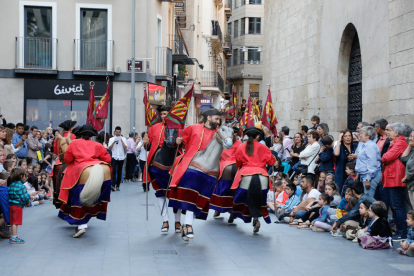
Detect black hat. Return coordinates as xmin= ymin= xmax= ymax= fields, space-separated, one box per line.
xmin=59 ymin=120 xmax=77 ymax=130
xmin=79 ymin=124 xmax=98 ymax=138
xmin=232 ymin=126 xmax=240 ymax=133
xmin=243 ymin=126 xmax=263 ymax=137
xmin=200 ymin=107 xmax=223 ymax=117
xmin=271 ymin=150 xmax=279 ymax=160
xmin=72 ymin=126 xmax=82 ymax=137
xmin=157 ymin=105 xmax=172 ymax=112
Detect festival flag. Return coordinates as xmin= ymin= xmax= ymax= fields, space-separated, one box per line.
xmin=239 ymin=93 xmax=255 ymax=129
xmin=225 ymin=90 xmax=236 ymax=120
xmin=164 ymin=85 xmax=193 ymax=129
xmin=143 ymin=85 xmax=160 ymax=127
xmin=95 ymin=83 xmax=110 ymax=120
xmin=86 ymin=85 xmax=96 ymax=125
xmin=262 ymin=87 xmax=278 ymax=136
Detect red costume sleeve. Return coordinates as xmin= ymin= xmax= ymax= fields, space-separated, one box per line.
xmin=265 ymin=147 xmax=276 ymax=166
xmin=235 ymin=146 xmax=244 ymax=168
xmin=64 ymin=143 xmax=75 ymax=164
xmin=180 ymin=125 xmax=193 ymax=150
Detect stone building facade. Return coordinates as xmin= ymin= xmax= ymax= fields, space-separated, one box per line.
xmin=263 ymin=0 xmax=414 ymax=134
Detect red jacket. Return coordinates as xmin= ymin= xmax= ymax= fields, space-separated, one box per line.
xmin=231 ymin=140 xmax=276 ymax=189
xmin=58 ymin=139 xmax=111 ymax=203
xmin=381 ymin=136 xmax=407 ymax=188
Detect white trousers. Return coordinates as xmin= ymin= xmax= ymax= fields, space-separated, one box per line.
xmin=184 ymin=211 xmax=195 ymax=225
xmin=78 ymin=224 xmax=88 ymax=230
xmin=157 ymin=197 xmax=182 ymax=222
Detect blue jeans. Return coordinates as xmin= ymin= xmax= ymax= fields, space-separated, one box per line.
xmin=294 ymin=210 xmax=307 ymax=220
xmin=381 ymin=186 xmax=408 ymax=237
xmin=359 ymin=170 xmax=382 ymax=198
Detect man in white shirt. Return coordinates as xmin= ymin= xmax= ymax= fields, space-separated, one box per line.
xmin=288 ymin=175 xmax=321 ymax=222
xmin=108 ymin=126 xmax=127 ymax=191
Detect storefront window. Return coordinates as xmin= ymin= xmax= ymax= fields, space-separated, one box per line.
xmin=26 ymin=99 xmax=111 ymax=131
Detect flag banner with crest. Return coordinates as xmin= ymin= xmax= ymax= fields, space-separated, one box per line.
xmin=165 ymin=85 xmax=194 ymax=129
xmin=261 ymin=87 xmax=278 ymax=136
xmin=225 ymin=90 xmax=236 ymax=120
xmin=86 ymin=83 xmax=109 ymax=131
xmin=239 ymin=93 xmax=255 ymax=129
xmin=143 ymin=85 xmax=160 ymax=127
xmin=86 ymin=85 xmax=96 ymax=125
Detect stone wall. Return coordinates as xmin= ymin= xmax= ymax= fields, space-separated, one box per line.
xmin=389 ymin=0 xmax=414 ymax=124
xmin=263 ymin=0 xmax=324 ymax=133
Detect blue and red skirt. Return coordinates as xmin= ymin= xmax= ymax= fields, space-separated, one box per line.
xmin=149 ymin=166 xmax=170 ymax=198
xmin=232 ymin=186 xmax=271 ymax=224
xmin=58 ymin=179 xmax=112 ymax=225
xmin=209 ymin=178 xmax=234 ymax=213
xmin=168 ymin=168 xmax=217 ymax=220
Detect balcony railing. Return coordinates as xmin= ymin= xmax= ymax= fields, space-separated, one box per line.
xmin=202 ymin=71 xmax=224 ymax=92
xmin=15 ymin=37 xmax=58 ymax=69
xmin=241 ymin=60 xmax=263 ymax=65
xmin=73 ymin=39 xmax=114 ymax=71
xmin=211 ymin=21 xmax=223 ymax=43
xmin=170 ymin=34 xmax=189 ymax=56
xmin=156 ymin=47 xmax=172 ymax=76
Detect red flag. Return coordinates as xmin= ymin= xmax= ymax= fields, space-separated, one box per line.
xmin=240 ymin=93 xmax=254 ymax=129
xmin=164 ymin=85 xmax=193 ymax=129
xmin=95 ymin=83 xmax=110 ymax=119
xmin=86 ymin=85 xmax=96 ymax=125
xmin=225 ymin=90 xmax=236 ymax=120
xmin=261 ymin=87 xmax=278 ymax=136
xmin=143 ymin=86 xmax=160 ymax=127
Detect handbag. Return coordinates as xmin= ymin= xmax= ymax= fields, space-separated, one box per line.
xmin=296 ymin=147 xmax=320 ymax=174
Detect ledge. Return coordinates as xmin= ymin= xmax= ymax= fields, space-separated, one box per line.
xmin=155 ymin=75 xmax=173 ymax=82
xmin=14 ymin=68 xmax=58 ymax=75
xmin=72 ymin=70 xmax=114 ymax=76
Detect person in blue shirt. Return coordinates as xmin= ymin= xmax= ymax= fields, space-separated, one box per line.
xmin=317 ymin=135 xmax=335 ymax=172
xmin=355 ymin=126 xmax=382 ymax=198
xmin=11 ymin=123 xmax=28 ymax=159
xmin=311 ymin=193 xmax=334 ymax=232
xmin=276 ymin=183 xmax=300 ymax=223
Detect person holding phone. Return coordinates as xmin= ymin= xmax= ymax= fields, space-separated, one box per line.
xmin=12 ymin=123 xmax=28 ymax=160
xmin=108 ymin=126 xmax=127 ymax=191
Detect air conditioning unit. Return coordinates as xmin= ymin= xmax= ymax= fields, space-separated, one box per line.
xmin=115 ymin=66 xmax=121 ymax=73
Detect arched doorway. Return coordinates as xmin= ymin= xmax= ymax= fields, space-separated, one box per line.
xmin=347 ymin=33 xmax=362 ymax=131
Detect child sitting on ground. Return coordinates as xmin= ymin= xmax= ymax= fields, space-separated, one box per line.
xmin=3 ymin=160 xmax=14 ymax=173
xmin=8 ymin=168 xmax=31 ymax=244
xmin=18 ymin=159 xmax=27 ymax=171
xmin=325 ymin=172 xmax=334 ymax=184
xmin=292 ymin=175 xmax=303 ymax=197
xmin=342 ymin=162 xmax=357 ymax=197
xmin=397 ymin=210 xmax=414 ymax=257
xmin=24 ymin=176 xmax=45 ymax=207
xmin=358 ymin=201 xmax=393 ymax=249
xmin=332 ymin=196 xmax=358 ymax=236
xmin=336 ymin=188 xmax=352 ymax=220
xmin=33 ymin=164 xmax=41 ymax=176
xmin=276 ymin=183 xmax=300 ymax=223
xmin=27 ymin=165 xmax=34 ymax=178
xmin=341 ymin=200 xmax=372 ymax=240
xmin=311 ymin=193 xmax=334 ymax=232
xmin=267 ymin=180 xmax=284 ymax=212
xmin=269 ymin=156 xmax=284 ymax=175
xmin=317 ymin=171 xmax=326 ymax=193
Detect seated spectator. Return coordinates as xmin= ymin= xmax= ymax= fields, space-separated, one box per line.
xmin=39 ymin=173 xmax=52 ymax=198
xmin=288 ymin=175 xmax=321 ymax=224
xmin=358 ymin=201 xmax=393 ymax=249
xmin=292 ymin=175 xmax=302 ymax=197
xmin=33 ymin=164 xmax=41 ymax=175
xmin=342 ymin=162 xmax=357 ymax=197
xmin=382 ymin=123 xmax=409 ymax=241
xmin=311 ymin=193 xmax=334 ymax=232
xmin=343 ymin=201 xmax=373 ymax=240
xmin=18 ymin=159 xmax=27 ymax=171
xmin=269 ymin=155 xmax=284 ymax=175
xmin=272 ymin=135 xmax=284 ymax=160
xmin=331 ymin=181 xmax=375 ymax=233
xmin=355 ymin=126 xmax=382 ymax=198
xmin=325 ymin=182 xmax=342 ymax=219
xmin=299 ymin=131 xmax=321 ymax=175
xmin=3 ymin=160 xmax=14 ymax=173
xmin=397 ymin=210 xmax=414 ymax=257
xmin=333 ymin=196 xmax=359 ymax=236
xmin=317 ymin=171 xmax=327 ymax=193
xmin=326 ymin=172 xmax=334 ymax=184
xmin=41 ymin=143 xmax=53 ymax=172
xmin=27 ymin=164 xmax=33 ymax=178
xmin=24 ymin=176 xmax=45 ymax=206
xmin=267 ymin=180 xmax=284 ymax=212
xmin=290 ymin=132 xmax=306 ymax=168
xmin=0 ymin=149 xmax=5 ymax=173
xmin=336 ymin=188 xmax=353 ymax=220
xmin=3 ymin=128 xmax=20 ymax=157
xmin=317 ymin=135 xmax=334 ymax=172
xmin=276 ymin=183 xmax=300 ymax=223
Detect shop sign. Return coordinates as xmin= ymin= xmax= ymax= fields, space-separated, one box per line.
xmin=54 ymin=84 xmax=85 ymax=96
xmin=127 ymin=60 xmax=143 ymax=72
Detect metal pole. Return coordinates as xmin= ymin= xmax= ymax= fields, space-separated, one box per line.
xmin=130 ymin=0 xmax=136 ymax=134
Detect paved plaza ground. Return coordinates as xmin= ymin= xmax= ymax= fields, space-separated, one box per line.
xmin=1 ymin=181 xmax=414 ymax=276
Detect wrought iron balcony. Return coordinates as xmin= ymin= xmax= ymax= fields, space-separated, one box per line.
xmin=73 ymin=39 xmax=114 ymax=71
xmin=211 ymin=21 xmax=223 ymax=52
xmin=225 ymin=0 xmax=232 ymax=19
xmin=15 ymin=37 xmax=58 ymax=70
xmin=201 ymin=71 xmax=224 ymax=93
xmin=170 ymin=34 xmax=194 ymax=65
xmin=156 ymin=47 xmax=172 ymax=77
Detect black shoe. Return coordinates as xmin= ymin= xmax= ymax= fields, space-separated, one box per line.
xmin=228 ymin=214 xmax=234 ymax=224
xmin=111 ymin=187 xmax=116 ymax=192
xmin=116 ymin=187 xmax=120 ymax=191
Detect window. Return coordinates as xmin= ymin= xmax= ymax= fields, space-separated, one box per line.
xmin=233 ymin=49 xmax=238 ymax=66
xmin=227 ymin=58 xmax=231 ymax=68
xmin=235 ymin=0 xmax=239 ymax=9
xmin=241 ymin=0 xmax=246 ymax=5
xmin=248 ymin=49 xmax=261 ymax=63
xmin=234 ymin=20 xmax=239 ymax=37
xmin=248 ymin=17 xmax=261 ymax=34
xmin=241 ymin=18 xmax=245 ymax=36
xmin=227 ymin=22 xmax=232 ymax=36
xmin=240 ymin=49 xmax=244 ymax=64
xmin=80 ymin=9 xmax=108 ymax=70
xmin=249 ymin=0 xmax=262 ymax=4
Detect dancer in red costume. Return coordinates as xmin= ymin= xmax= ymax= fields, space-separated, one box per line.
xmin=58 ymin=125 xmax=112 ymax=238
xmin=143 ymin=105 xmax=182 ymax=233
xmin=231 ymin=126 xmax=276 ymax=233
xmin=210 ymin=126 xmax=242 ymax=221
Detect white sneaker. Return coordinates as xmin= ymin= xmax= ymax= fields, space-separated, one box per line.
xmin=73 ymin=229 xmax=86 ymax=238
xmin=331 ymin=232 xmax=343 ymax=237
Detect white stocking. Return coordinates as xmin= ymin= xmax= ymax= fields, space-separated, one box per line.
xmin=184 ymin=211 xmax=195 ymax=225
xmin=174 ymin=209 xmax=182 ymax=222
xmin=157 ymin=196 xmax=169 ymax=222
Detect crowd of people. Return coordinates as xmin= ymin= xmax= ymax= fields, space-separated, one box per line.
xmin=262 ymin=115 xmax=414 ymax=255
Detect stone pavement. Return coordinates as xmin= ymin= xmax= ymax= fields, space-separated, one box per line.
xmin=1 ymin=181 xmax=414 ymax=276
